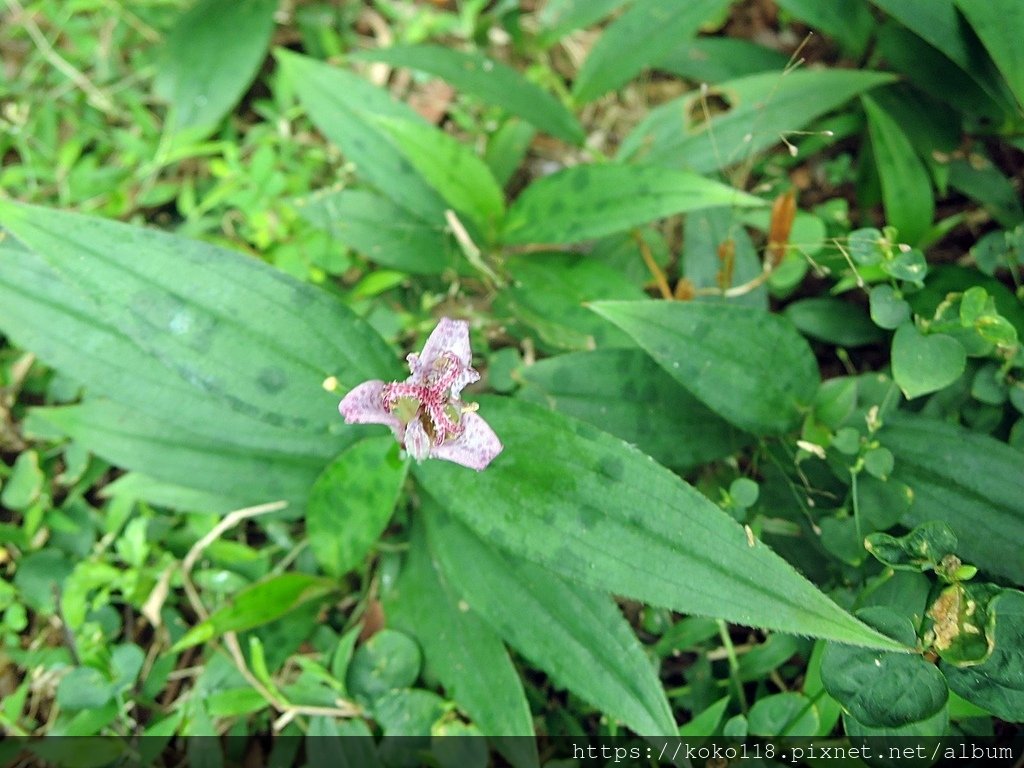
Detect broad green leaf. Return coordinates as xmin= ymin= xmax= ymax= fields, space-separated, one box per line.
xmin=0 ymin=201 xmax=397 ymax=441
xmin=496 ymin=254 xmax=648 ymax=351
xmin=172 ymin=573 xmax=338 ymax=651
xmin=573 ymin=0 xmax=732 ymax=103
xmin=354 ymin=45 xmax=583 ymax=145
xmin=865 ymin=521 xmax=959 ymax=573
xmin=485 ymin=119 xmax=537 ymax=188
xmin=869 ymin=0 xmax=1015 ymax=109
xmin=386 ymin=519 xmax=538 ymax=756
xmin=657 ymin=38 xmax=789 ymax=84
xmin=0 ymin=201 xmax=398 ymax=508
xmin=747 ymin=692 xmax=819 ymax=737
xmin=57 ymin=668 xmax=114 ymax=711
xmin=518 ymin=348 xmax=747 ymax=469
xmin=424 ymin=503 xmax=676 ymax=735
xmin=683 ymin=207 xmax=767 ymax=309
xmin=306 ymin=437 xmax=408 ymax=578
xmin=154 ymin=0 xmax=277 ymax=134
xmin=948 ymin=157 xmax=1024 ymax=229
xmin=414 ymin=397 xmax=904 ymax=651
xmin=537 ymin=0 xmax=632 ymax=38
xmin=875 ymin=22 xmax=1007 ymax=121
xmin=276 ymin=49 xmax=448 ymax=223
xmin=821 ymin=608 xmax=948 ymax=728
xmin=502 ymin=164 xmax=764 ymax=245
xmin=784 ymin=298 xmax=885 ymax=347
xmin=0 ymin=450 xmax=43 ymax=511
xmin=591 ymin=301 xmax=819 ymax=434
xmin=346 ymin=629 xmax=421 ymax=703
xmin=773 ymin=0 xmax=874 ymax=55
xmin=862 ymin=96 xmax=934 ymax=245
xmin=942 ymin=589 xmax=1024 ymax=722
xmin=884 ymin=415 xmax=1024 ymax=585
xmin=307 ymin=717 xmax=381 ymax=768
xmin=297 ymin=189 xmax=463 ymax=275
xmin=870 ymin=285 xmax=911 ymax=330
xmin=619 ymin=70 xmax=895 ymax=172
xmin=370 ymin=116 xmax=505 ymax=238
xmin=957 ymin=0 xmax=1024 ymax=110
xmin=891 ymin=323 xmax=966 ymax=400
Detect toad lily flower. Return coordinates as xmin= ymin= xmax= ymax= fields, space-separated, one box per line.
xmin=338 ymin=318 xmax=503 ymax=471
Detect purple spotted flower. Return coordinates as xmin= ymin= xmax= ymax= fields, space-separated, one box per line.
xmin=339 ymin=318 xmax=503 ymax=471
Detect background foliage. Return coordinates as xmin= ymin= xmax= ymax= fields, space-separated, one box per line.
xmin=1 ymin=0 xmax=1022 ymax=762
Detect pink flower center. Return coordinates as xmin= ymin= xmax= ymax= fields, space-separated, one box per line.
xmin=380 ymin=352 xmax=464 ymax=446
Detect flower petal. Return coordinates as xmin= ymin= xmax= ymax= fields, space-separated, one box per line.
xmin=430 ymin=412 xmax=503 ymax=471
xmin=339 ymin=381 xmax=401 ymax=432
xmin=404 ymin=418 xmax=432 ymax=462
xmin=416 ymin=317 xmax=473 ymax=374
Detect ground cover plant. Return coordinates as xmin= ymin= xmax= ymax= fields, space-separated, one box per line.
xmin=1 ymin=0 xmax=1022 ymax=764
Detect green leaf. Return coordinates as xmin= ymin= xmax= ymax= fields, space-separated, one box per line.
xmin=747 ymin=692 xmax=820 ymax=737
xmin=657 ymin=38 xmax=789 ymax=84
xmin=205 ymin=688 xmax=269 ymax=717
xmin=773 ymin=0 xmax=874 ymax=55
xmin=346 ymin=629 xmax=421 ymax=704
xmin=354 ymin=45 xmax=583 ymax=145
xmin=34 ymin=399 xmax=320 ymax=509
xmin=171 ymin=573 xmax=338 ymax=651
xmin=865 ymin=521 xmax=959 ymax=572
xmin=56 ymin=667 xmax=114 ymax=711
xmin=414 ymin=397 xmax=904 ymax=651
xmin=537 ymin=0 xmax=632 ymax=38
xmin=518 ymin=348 xmax=747 ymax=469
xmin=386 ymin=520 xmax=538 ymax=758
xmin=870 ymin=285 xmax=911 ymax=330
xmin=942 ymin=589 xmax=1024 ymax=722
xmin=296 ymin=189 xmax=463 ymax=275
xmin=306 ymin=437 xmax=408 ymax=579
xmin=0 ymin=201 xmax=397 ymax=507
xmin=927 ymin=582 xmax=999 ymax=665
xmin=370 ymin=116 xmax=506 ymax=238
xmin=821 ymin=608 xmax=948 ymax=728
xmin=891 ymin=323 xmax=966 ymax=400
xmin=884 ymin=415 xmax=1024 ymax=585
xmin=484 ymin=119 xmax=537 ymax=188
xmin=862 ymin=96 xmax=934 ymax=245
xmin=683 ymin=207 xmax=767 ymax=309
xmin=870 ymin=0 xmax=1015 ymax=109
xmin=619 ymin=70 xmax=895 ymax=172
xmin=591 ymin=301 xmax=819 ymax=434
xmin=573 ymin=0 xmax=732 ymax=102
xmin=276 ymin=49 xmax=448 ymax=223
xmin=154 ymin=0 xmax=277 ymax=134
xmin=958 ymin=0 xmax=1024 ymax=108
xmin=496 ymin=254 xmax=648 ymax=351
xmin=0 ymin=450 xmax=43 ymax=511
xmin=784 ymin=298 xmax=885 ymax=347
xmin=424 ymin=503 xmax=676 ymax=736
xmin=502 ymin=163 xmax=765 ymax=245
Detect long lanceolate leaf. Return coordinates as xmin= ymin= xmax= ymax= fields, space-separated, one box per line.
xmin=0 ymin=201 xmax=398 ymax=507
xmin=423 ymin=504 xmax=677 ymax=736
xmin=415 ymin=398 xmax=904 ymax=652
xmin=618 ymin=70 xmax=895 ymax=172
xmin=276 ymin=49 xmax=449 ymax=225
xmin=353 ymin=45 xmax=584 ymax=145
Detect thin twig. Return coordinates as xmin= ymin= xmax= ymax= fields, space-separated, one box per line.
xmin=634 ymin=229 xmax=673 ymax=300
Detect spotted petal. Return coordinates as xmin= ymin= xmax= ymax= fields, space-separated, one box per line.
xmin=339 ymin=380 xmax=402 ymax=435
xmin=431 ymin=412 xmax=503 ymax=471
xmin=414 ymin=317 xmax=473 ymax=374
